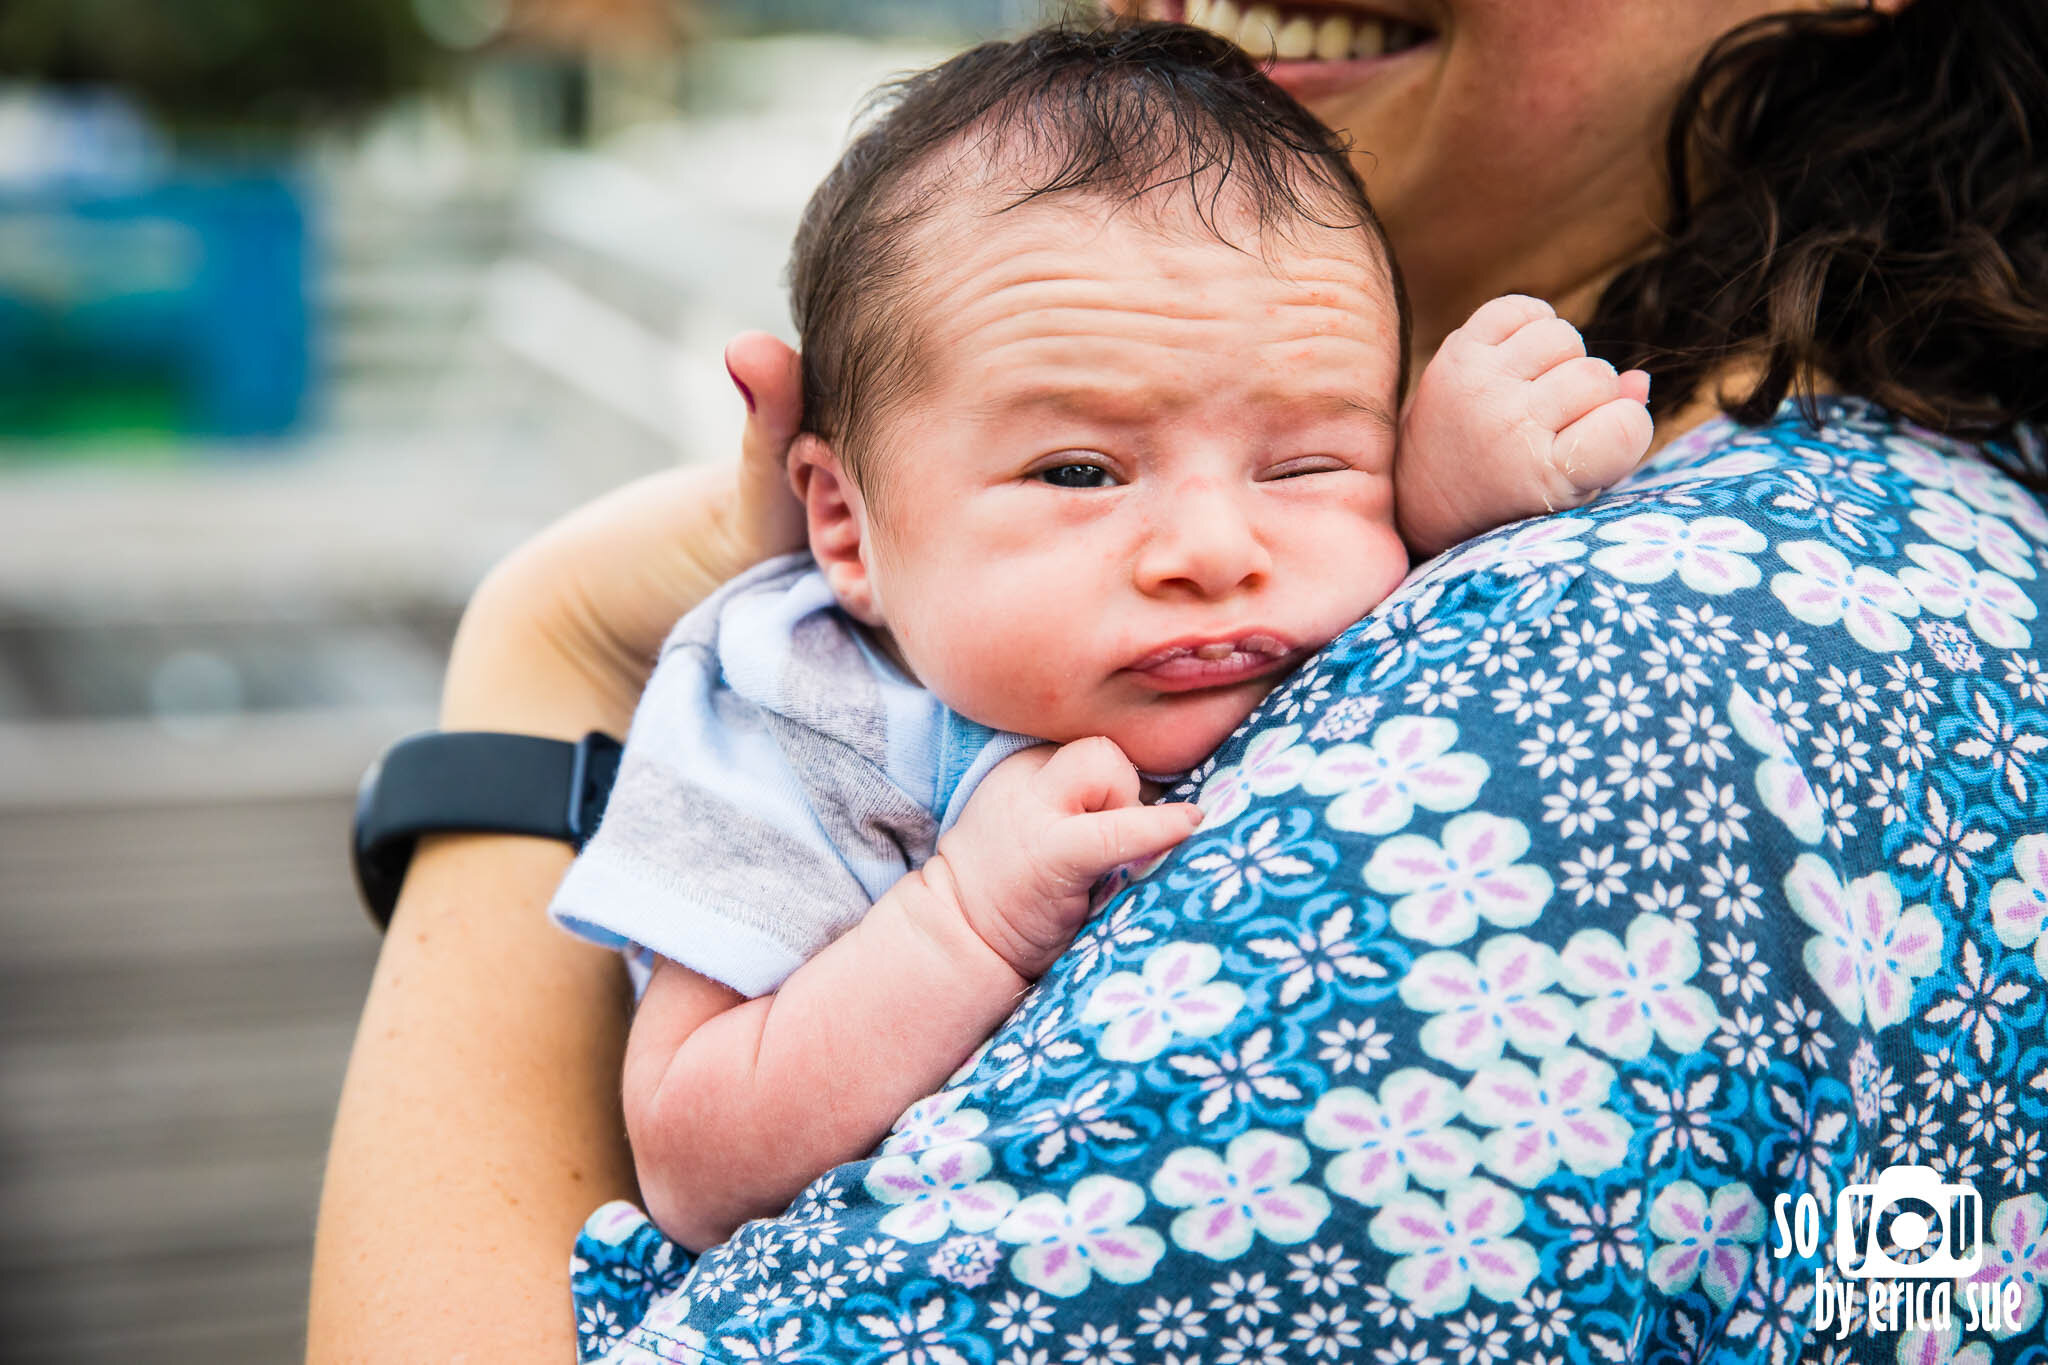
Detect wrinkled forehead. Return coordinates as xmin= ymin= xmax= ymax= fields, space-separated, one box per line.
xmin=898 ymin=187 xmax=1405 ymax=413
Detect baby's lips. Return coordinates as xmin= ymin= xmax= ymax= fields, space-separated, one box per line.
xmin=1123 ymin=632 xmax=1302 ymax=692
xmin=1126 ymin=631 xmax=1294 ymax=671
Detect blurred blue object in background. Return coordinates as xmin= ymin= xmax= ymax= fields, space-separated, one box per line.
xmin=0 ymin=90 xmax=313 ymax=444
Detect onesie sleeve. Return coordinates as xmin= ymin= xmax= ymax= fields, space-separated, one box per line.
xmin=548 ymin=555 xmax=944 ymax=997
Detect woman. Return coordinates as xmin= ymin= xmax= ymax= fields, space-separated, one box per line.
xmin=308 ymin=1 xmax=2047 ymax=1360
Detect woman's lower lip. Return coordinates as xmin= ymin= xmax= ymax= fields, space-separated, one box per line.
xmin=1262 ymin=48 xmax=1430 ymax=103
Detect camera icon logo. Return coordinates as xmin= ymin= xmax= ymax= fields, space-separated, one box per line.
xmin=1834 ymin=1164 xmax=1983 ymax=1279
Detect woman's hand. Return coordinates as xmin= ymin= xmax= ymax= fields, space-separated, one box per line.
xmin=308 ymin=333 xmax=806 ymax=1365
xmin=442 ymin=332 xmax=808 ymax=739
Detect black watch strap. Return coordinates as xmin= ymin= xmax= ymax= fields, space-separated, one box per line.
xmin=352 ymin=730 xmax=622 ymax=931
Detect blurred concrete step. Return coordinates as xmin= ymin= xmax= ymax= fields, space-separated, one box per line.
xmin=0 ymin=793 xmax=377 ymax=1365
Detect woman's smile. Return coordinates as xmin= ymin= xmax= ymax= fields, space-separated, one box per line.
xmin=1141 ymin=0 xmax=1439 ymax=62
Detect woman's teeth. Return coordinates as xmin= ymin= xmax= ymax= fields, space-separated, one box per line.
xmin=1179 ymin=2 xmax=1429 ymax=61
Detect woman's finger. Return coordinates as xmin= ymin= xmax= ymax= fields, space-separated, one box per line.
xmin=725 ymin=332 xmax=808 ymax=557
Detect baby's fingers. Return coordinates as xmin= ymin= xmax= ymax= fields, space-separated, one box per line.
xmin=1453 ymin=294 xmax=1557 ymax=347
xmin=1498 ymin=315 xmax=1590 ymax=380
xmin=1030 ymin=736 xmax=1141 ymax=814
xmin=1043 ymin=803 xmax=1204 ymax=885
xmin=1555 ymin=396 xmax=1656 ymax=495
xmin=1530 ymin=354 xmax=1628 ymax=434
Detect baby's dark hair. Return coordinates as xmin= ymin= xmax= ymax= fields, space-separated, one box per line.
xmin=787 ymin=19 xmax=1407 ymax=492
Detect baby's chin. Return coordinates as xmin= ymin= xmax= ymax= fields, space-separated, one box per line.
xmin=1104 ymin=696 xmax=1267 ymax=781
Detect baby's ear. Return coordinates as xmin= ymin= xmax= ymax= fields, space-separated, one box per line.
xmin=789 ymin=434 xmax=883 ymax=625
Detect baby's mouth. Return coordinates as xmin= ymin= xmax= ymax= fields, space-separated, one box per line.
xmin=1126 ymin=634 xmax=1299 ymax=690
xmin=1141 ymin=1 xmax=1436 ymax=63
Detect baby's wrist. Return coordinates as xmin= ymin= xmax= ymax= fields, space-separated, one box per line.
xmin=894 ymin=855 xmax=1038 ymax=993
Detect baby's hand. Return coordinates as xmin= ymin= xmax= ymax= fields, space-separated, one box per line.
xmin=927 ymin=738 xmax=1202 ymax=982
xmin=1397 ymin=295 xmax=1654 ymax=557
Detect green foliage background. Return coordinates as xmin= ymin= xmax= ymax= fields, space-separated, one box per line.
xmin=0 ymin=0 xmax=444 ymax=134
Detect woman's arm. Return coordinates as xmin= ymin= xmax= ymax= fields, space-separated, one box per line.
xmin=307 ymin=835 xmax=630 ymax=1363
xmin=306 ymin=338 xmax=805 ymax=1363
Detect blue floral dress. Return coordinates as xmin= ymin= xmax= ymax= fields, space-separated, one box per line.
xmin=573 ymin=398 xmax=2048 ymax=1365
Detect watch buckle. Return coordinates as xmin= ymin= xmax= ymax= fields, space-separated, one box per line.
xmin=566 ymin=730 xmax=623 ymax=847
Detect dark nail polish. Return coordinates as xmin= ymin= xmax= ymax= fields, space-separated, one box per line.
xmin=727 ymin=360 xmax=756 ymax=413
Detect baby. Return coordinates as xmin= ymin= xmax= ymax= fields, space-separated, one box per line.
xmin=551 ymin=22 xmax=1650 ymax=1253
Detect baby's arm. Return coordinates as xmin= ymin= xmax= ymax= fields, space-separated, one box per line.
xmin=1396 ymin=295 xmax=1654 ymax=559
xmin=621 ymin=738 xmax=1201 ymax=1252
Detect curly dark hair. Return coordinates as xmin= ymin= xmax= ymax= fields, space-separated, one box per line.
xmin=1587 ymin=0 xmax=2048 ymax=457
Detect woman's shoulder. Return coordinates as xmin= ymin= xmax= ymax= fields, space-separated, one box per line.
xmin=1625 ymin=394 xmax=2047 ymax=501
xmin=579 ymin=397 xmax=2048 ymax=1365
xmin=1175 ymin=395 xmax=2048 ymax=813
xmin=1353 ymin=395 xmax=2047 ymax=655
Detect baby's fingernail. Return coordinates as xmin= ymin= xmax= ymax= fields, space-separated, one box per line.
xmin=726 ymin=358 xmax=756 ymax=413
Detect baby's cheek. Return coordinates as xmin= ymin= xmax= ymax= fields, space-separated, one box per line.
xmin=915 ymin=631 xmax=1069 ymax=735
xmin=1312 ymin=519 xmax=1409 ymax=626
xmin=972 ymin=607 xmax=1094 ymax=723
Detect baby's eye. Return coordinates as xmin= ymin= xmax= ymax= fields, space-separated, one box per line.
xmin=1264 ymin=458 xmax=1346 ymax=480
xmin=1035 ymin=462 xmax=1117 ymax=489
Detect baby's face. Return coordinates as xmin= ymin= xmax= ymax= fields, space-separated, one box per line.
xmin=838 ymin=197 xmax=1408 ymax=776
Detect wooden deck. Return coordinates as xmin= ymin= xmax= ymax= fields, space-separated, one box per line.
xmin=1 ymin=793 xmax=378 ymax=1364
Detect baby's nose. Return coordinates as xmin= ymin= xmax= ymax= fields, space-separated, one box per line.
xmin=1133 ymin=484 xmax=1271 ymax=598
